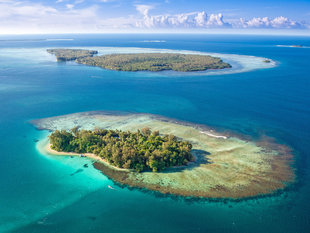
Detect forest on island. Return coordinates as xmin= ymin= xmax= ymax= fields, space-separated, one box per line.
xmin=47 ymin=49 xmax=98 ymax=61
xmin=77 ymin=53 xmax=232 ymax=72
xmin=49 ymin=127 xmax=193 ymax=172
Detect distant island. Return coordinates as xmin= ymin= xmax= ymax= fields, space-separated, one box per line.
xmin=47 ymin=48 xmax=232 ymax=72
xmin=276 ymin=45 xmax=304 ymax=48
xmin=49 ymin=127 xmax=193 ymax=172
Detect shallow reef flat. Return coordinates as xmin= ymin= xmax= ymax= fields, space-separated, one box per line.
xmin=33 ymin=111 xmax=295 ymax=199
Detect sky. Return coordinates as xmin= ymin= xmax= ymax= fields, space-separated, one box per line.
xmin=0 ymin=0 xmax=310 ymax=34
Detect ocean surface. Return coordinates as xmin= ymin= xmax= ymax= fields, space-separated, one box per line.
xmin=0 ymin=34 xmax=309 ymax=233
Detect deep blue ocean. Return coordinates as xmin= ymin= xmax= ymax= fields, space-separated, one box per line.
xmin=0 ymin=34 xmax=309 ymax=233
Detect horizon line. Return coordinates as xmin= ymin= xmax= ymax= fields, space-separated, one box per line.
xmin=0 ymin=31 xmax=310 ymax=37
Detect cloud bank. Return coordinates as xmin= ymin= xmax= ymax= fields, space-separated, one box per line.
xmin=135 ymin=10 xmax=231 ymax=28
xmin=238 ymin=16 xmax=306 ymax=29
xmin=135 ymin=6 xmax=309 ymax=30
xmin=0 ymin=0 xmax=308 ymax=34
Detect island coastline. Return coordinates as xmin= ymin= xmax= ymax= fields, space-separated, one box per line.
xmin=34 ymin=111 xmax=295 ymax=199
xmin=44 ymin=142 xmax=129 ymax=172
xmin=47 ymin=49 xmax=232 ymax=72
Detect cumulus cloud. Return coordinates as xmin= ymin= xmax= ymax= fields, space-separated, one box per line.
xmin=135 ymin=7 xmax=308 ymax=30
xmin=135 ymin=4 xmax=154 ymax=16
xmin=238 ymin=16 xmax=307 ymax=29
xmin=206 ymin=13 xmax=231 ymax=27
xmin=135 ymin=10 xmax=231 ymax=29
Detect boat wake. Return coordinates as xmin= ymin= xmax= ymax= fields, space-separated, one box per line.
xmin=108 ymin=185 xmax=116 ymax=190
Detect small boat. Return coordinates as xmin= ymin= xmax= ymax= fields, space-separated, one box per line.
xmin=108 ymin=185 xmax=116 ymax=190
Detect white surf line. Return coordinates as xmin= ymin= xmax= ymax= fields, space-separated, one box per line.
xmin=200 ymin=131 xmax=227 ymax=139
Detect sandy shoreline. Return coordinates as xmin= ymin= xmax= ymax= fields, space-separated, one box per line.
xmin=44 ymin=143 xmax=129 ymax=172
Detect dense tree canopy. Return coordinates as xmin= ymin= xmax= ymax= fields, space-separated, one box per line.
xmin=77 ymin=53 xmax=231 ymax=72
xmin=49 ymin=127 xmax=193 ymax=172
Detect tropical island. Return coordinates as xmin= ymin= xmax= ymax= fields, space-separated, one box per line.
xmin=34 ymin=112 xmax=295 ymax=199
xmin=47 ymin=48 xmax=232 ymax=72
xmin=49 ymin=128 xmax=193 ymax=172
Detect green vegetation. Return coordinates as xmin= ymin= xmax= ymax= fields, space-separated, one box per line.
xmin=77 ymin=53 xmax=231 ymax=72
xmin=47 ymin=48 xmax=231 ymax=72
xmin=49 ymin=127 xmax=193 ymax=172
xmin=47 ymin=49 xmax=98 ymax=61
